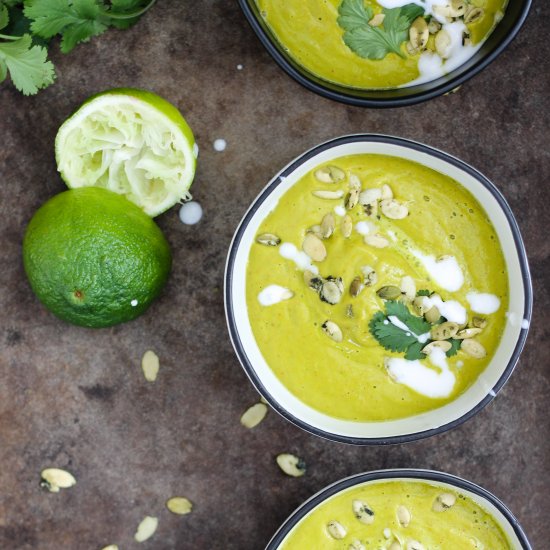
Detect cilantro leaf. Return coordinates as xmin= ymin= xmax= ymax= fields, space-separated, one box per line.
xmin=369 ymin=311 xmax=418 ymax=353
xmin=0 ymin=59 xmax=7 ymax=82
xmin=0 ymin=5 xmax=9 ymax=30
xmin=0 ymin=33 xmax=55 ymax=94
xmin=385 ymin=300 xmax=431 ymax=335
xmin=416 ymin=289 xmax=431 ymax=297
xmin=405 ymin=341 xmax=426 ymax=361
xmin=338 ymin=0 xmax=425 ymax=60
xmin=446 ymin=338 xmax=461 ymax=357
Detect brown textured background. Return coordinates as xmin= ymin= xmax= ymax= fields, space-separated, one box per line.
xmin=0 ymin=1 xmax=548 ymax=549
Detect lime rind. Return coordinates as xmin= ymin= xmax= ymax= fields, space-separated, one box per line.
xmin=55 ymin=89 xmax=197 ymax=217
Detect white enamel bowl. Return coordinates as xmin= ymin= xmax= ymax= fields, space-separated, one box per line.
xmin=224 ymin=135 xmax=532 ymax=444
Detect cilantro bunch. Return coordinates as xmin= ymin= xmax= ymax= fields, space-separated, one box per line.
xmin=0 ymin=0 xmax=155 ymax=95
xmin=337 ymin=0 xmax=424 ymax=60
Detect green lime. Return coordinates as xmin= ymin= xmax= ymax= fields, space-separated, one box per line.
xmin=55 ymin=88 xmax=197 ymax=217
xmin=23 ymin=187 xmax=172 ymax=328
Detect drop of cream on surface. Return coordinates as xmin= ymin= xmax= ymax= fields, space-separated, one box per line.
xmin=179 ymin=201 xmax=203 ymax=225
xmin=213 ymin=139 xmax=227 ymax=152
xmin=131 ymin=299 xmax=138 ymax=307
xmin=258 ymin=285 xmax=293 ymax=306
xmin=466 ymin=292 xmax=501 ymax=314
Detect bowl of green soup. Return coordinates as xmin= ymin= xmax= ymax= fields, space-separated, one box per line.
xmin=224 ymin=134 xmax=531 ymax=444
xmin=267 ymin=469 xmax=532 ymax=549
xmin=239 ymin=0 xmax=531 ymax=106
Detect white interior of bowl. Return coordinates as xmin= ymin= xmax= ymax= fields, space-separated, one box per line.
xmin=275 ymin=475 xmax=525 ymax=549
xmin=228 ymin=139 xmax=527 ymax=439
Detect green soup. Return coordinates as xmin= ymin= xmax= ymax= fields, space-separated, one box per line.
xmin=279 ymin=480 xmax=512 ymax=549
xmin=246 ymin=155 xmax=508 ymax=421
xmin=255 ymin=0 xmax=507 ymax=89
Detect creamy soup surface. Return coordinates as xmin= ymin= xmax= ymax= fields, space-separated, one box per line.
xmin=246 ymin=154 xmax=508 ymax=421
xmin=255 ymin=0 xmax=508 ymax=89
xmin=279 ymin=480 xmax=512 ymax=549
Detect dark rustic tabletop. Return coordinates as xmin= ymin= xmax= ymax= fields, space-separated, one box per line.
xmin=0 ymin=2 xmax=548 ymax=549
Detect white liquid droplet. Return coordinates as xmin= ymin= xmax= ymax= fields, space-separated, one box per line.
xmin=192 ymin=143 xmax=199 ymax=158
xmin=279 ymin=243 xmax=319 ymax=274
xmin=466 ymin=292 xmax=501 ymax=314
xmin=258 ymin=285 xmax=293 ymax=306
xmin=412 ymin=250 xmax=464 ymax=292
xmin=131 ymin=299 xmax=138 ymax=307
xmin=521 ymin=319 xmax=530 ymax=329
xmin=213 ymin=139 xmax=227 ymax=152
xmin=179 ymin=201 xmax=203 ymax=225
xmin=237 ymin=64 xmax=244 ymax=70
xmin=334 ymin=205 xmax=346 ymax=217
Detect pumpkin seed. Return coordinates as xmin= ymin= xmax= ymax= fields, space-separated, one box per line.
xmin=349 ymin=540 xmax=366 ymax=550
xmin=141 ymin=350 xmax=160 ymax=382
xmin=302 ymin=233 xmax=327 ymax=262
xmin=383 ymin=528 xmax=392 ymax=539
xmin=307 ymin=224 xmax=323 ymax=239
xmin=166 ymin=497 xmax=193 ymax=515
xmin=40 ymin=468 xmax=76 ymax=493
xmin=407 ymin=541 xmax=425 ymax=550
xmin=433 ymin=4 xmax=454 ymax=20
xmin=134 ymin=516 xmax=158 ymax=543
xmin=422 ymin=340 xmax=452 ymax=354
xmin=240 ymin=402 xmax=268 ymax=428
xmin=362 ymin=266 xmax=378 ymax=286
xmin=472 ymin=317 xmax=487 ymax=329
xmin=312 ymin=189 xmax=345 ymax=200
xmin=327 ymin=520 xmax=347 ymax=540
xmin=409 ymin=17 xmax=429 ymax=50
xmin=450 ymin=0 xmax=466 ymax=17
xmin=256 ymin=233 xmax=281 ymax=246
xmin=309 ymin=276 xmax=324 ymax=293
xmin=397 ymin=505 xmax=411 ymax=527
xmin=432 ymin=492 xmax=456 ymax=512
xmin=428 ymin=19 xmax=442 ymax=34
xmin=435 ymin=29 xmax=452 ymax=58
xmin=369 ymin=13 xmax=385 ymax=26
xmin=320 ymin=279 xmax=343 ymax=305
xmin=346 ymin=304 xmax=354 ymax=318
xmin=345 ymin=189 xmax=359 ymax=210
xmin=456 ymin=327 xmax=482 ymax=339
xmin=400 ymin=276 xmax=416 ymax=300
xmin=352 ymin=499 xmax=375 ymax=524
xmin=389 ymin=542 xmax=402 ymax=550
xmin=276 ymin=453 xmax=306 ymax=477
xmin=349 ymin=173 xmax=362 ymax=192
xmin=350 ymin=277 xmax=364 ymax=298
xmin=377 ymin=286 xmax=402 ymax=300
xmin=364 ymin=234 xmax=390 ymax=248
xmin=381 ymin=184 xmax=393 ymax=200
xmin=431 ymin=321 xmax=459 ymax=340
xmin=363 ymin=201 xmax=379 ymax=217
xmin=406 ymin=41 xmax=419 ymax=56
xmin=425 ymin=306 xmax=441 ymax=324
xmin=413 ymin=296 xmax=428 ymax=316
xmin=315 ymin=165 xmax=345 ymax=184
xmin=380 ymin=198 xmax=408 ymax=220
xmin=461 ymin=339 xmax=486 ymax=358
xmin=342 ymin=215 xmax=353 ymax=238
xmin=322 ymin=320 xmax=343 ymax=342
xmin=321 ymin=213 xmax=336 ymax=239
xmin=303 ymin=269 xmax=315 ymax=287
xmin=359 ymin=188 xmax=382 ymax=205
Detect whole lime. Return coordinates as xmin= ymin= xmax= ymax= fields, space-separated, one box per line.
xmin=23 ymin=187 xmax=172 ymax=328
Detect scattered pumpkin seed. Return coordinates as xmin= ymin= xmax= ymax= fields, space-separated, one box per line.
xmin=397 ymin=505 xmax=411 ymax=527
xmin=322 ymin=320 xmax=343 ymax=342
xmin=435 ymin=29 xmax=452 ymax=58
xmin=303 ymin=269 xmax=315 ymax=287
xmin=166 ymin=497 xmax=193 ymax=515
xmin=141 ymin=350 xmax=160 ymax=382
xmin=321 ymin=213 xmax=336 ymax=239
xmin=433 ymin=4 xmax=454 ymax=20
xmin=327 ymin=520 xmax=347 ymax=540
xmin=425 ymin=306 xmax=441 ymax=324
xmin=428 ymin=19 xmax=442 ymax=34
xmin=276 ymin=453 xmax=306 ymax=477
xmin=350 ymin=277 xmax=364 ymax=298
xmin=406 ymin=41 xmax=419 ymax=56
xmin=369 ymin=13 xmax=385 ymax=26
xmin=380 ymin=199 xmax=408 ymax=220
xmin=352 ymin=499 xmax=375 ymax=525
xmin=381 ymin=184 xmax=393 ymax=200
xmin=407 ymin=541 xmax=425 ymax=550
xmin=359 ymin=188 xmax=382 ymax=205
xmin=349 ymin=173 xmax=362 ymax=191
xmin=413 ymin=296 xmax=428 ymax=316
xmin=456 ymin=327 xmax=482 ymax=339
xmin=377 ymin=286 xmax=402 ymax=300
xmin=363 ymin=201 xmax=378 ymax=217
xmin=240 ymin=402 xmax=268 ymax=428
xmin=461 ymin=339 xmax=486 ymax=358
xmin=342 ymin=215 xmax=353 ymax=238
xmin=422 ymin=340 xmax=452 ymax=354
xmin=134 ymin=516 xmax=158 ymax=543
xmin=349 ymin=540 xmax=366 ymax=550
xmin=361 ymin=266 xmax=378 ymax=286
xmin=312 ymin=189 xmax=345 ymax=200
xmin=432 ymin=492 xmax=456 ymax=512
xmin=309 ymin=276 xmax=324 ymax=293
xmin=315 ymin=165 xmax=345 ymax=184
xmin=302 ymin=234 xmax=327 ymax=262
xmin=364 ymin=234 xmax=390 ymax=248
xmin=450 ymin=0 xmax=466 ymax=17
xmin=431 ymin=321 xmax=459 ymax=340
xmin=409 ymin=17 xmax=429 ymax=50
xmin=40 ymin=468 xmax=76 ymax=493
xmin=256 ymin=233 xmax=281 ymax=246
xmin=307 ymin=224 xmax=324 ymax=239
xmin=345 ymin=189 xmax=359 ymax=210
xmin=472 ymin=317 xmax=487 ymax=329
xmin=400 ymin=276 xmax=416 ymax=300
xmin=320 ymin=277 xmax=344 ymax=305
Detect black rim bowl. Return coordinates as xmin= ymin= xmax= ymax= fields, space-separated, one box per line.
xmin=224 ymin=134 xmax=533 ymax=445
xmin=266 ymin=469 xmax=532 ymax=549
xmin=238 ymin=0 xmax=532 ymax=107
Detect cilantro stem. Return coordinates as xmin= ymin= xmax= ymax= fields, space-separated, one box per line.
xmin=0 ymin=33 xmax=22 ymax=41
xmin=106 ymin=0 xmax=157 ymax=20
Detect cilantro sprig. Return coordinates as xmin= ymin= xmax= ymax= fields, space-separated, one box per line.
xmin=369 ymin=300 xmax=461 ymax=361
xmin=0 ymin=0 xmax=155 ymax=95
xmin=337 ymin=0 xmax=425 ymax=60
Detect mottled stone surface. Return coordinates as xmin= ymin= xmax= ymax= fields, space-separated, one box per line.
xmin=0 ymin=2 xmax=548 ymax=549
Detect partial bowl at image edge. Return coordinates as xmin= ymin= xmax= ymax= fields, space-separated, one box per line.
xmin=265 ymin=469 xmax=533 ymax=549
xmin=224 ymin=134 xmax=533 ymax=445
xmin=238 ymin=0 xmax=532 ymax=107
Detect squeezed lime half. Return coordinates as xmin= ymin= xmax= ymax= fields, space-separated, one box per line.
xmin=55 ymin=88 xmax=197 ymax=217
